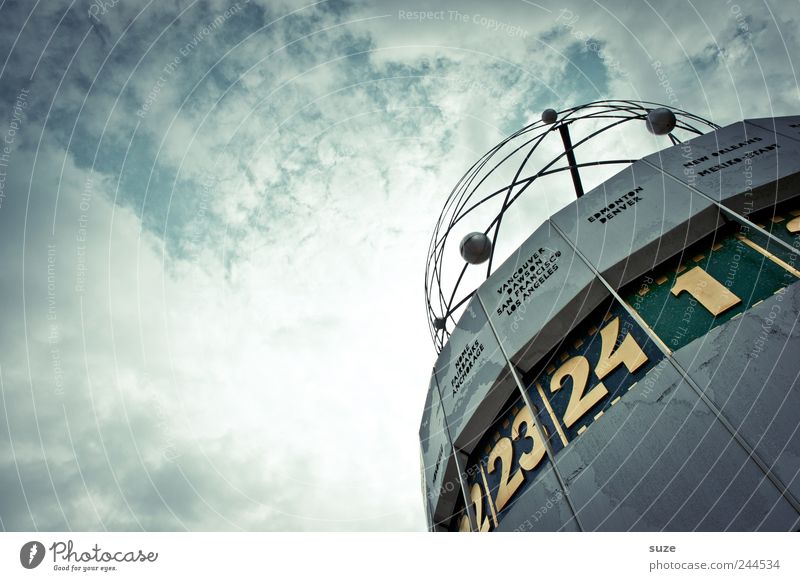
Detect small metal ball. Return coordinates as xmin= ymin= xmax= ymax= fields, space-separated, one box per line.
xmin=646 ymin=107 xmax=677 ymax=135
xmin=460 ymin=232 xmax=492 ymax=265
xmin=432 ymin=317 xmax=447 ymax=331
xmin=541 ymin=108 xmax=558 ymax=124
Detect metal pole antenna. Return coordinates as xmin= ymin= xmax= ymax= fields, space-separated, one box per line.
xmin=559 ymin=123 xmax=585 ymax=198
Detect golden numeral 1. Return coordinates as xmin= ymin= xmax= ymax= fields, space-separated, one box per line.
xmin=671 ymin=266 xmax=741 ymax=316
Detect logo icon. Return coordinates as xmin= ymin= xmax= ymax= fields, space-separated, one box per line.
xmin=20 ymin=541 xmax=45 ymax=569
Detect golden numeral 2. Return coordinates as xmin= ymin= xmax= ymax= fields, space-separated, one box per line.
xmin=551 ymin=316 xmax=648 ymax=428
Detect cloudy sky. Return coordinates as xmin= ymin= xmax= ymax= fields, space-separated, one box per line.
xmin=0 ymin=0 xmax=798 ymax=531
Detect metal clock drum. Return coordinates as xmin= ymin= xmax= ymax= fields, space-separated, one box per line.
xmin=419 ymin=101 xmax=800 ymax=532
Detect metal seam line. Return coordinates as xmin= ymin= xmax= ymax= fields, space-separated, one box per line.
xmin=639 ymin=157 xmax=800 ymax=260
xmin=548 ymin=219 xmax=800 ymax=514
xmin=536 ymin=380 xmax=570 ymax=447
xmin=736 ymin=234 xmax=800 ymax=278
xmin=478 ymin=462 xmax=500 ymax=527
xmin=449 ymin=447 xmax=476 ymax=532
xmin=432 ymin=368 xmax=478 ymax=532
xmin=476 ymin=292 xmax=586 ymax=532
xmin=744 ymin=120 xmax=800 ymax=145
